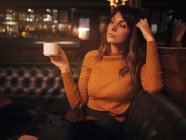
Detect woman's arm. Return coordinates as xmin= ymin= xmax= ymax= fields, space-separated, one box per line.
xmin=140 ymin=41 xmax=163 ymax=93
xmin=61 ymin=63 xmax=91 ymax=109
xmin=50 ymin=48 xmax=94 ymax=109
xmin=136 ymin=19 xmax=163 ymax=93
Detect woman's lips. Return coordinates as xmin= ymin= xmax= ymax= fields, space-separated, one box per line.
xmin=107 ymin=33 xmax=115 ymax=38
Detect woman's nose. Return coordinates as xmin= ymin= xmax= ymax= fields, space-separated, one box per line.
xmin=111 ymin=25 xmax=117 ymax=31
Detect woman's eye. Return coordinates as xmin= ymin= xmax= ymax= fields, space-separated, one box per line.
xmin=120 ymin=24 xmax=127 ymax=28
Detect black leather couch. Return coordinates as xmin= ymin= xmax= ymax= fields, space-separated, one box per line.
xmin=1 ymin=63 xmax=186 ymax=140
xmin=0 ymin=63 xmax=80 ymax=140
xmin=124 ymin=90 xmax=186 ymax=140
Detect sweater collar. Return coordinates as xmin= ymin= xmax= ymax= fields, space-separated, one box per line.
xmin=109 ymin=52 xmax=123 ymax=56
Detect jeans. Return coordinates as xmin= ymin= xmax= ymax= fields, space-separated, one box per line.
xmin=24 ymin=107 xmax=126 ymax=140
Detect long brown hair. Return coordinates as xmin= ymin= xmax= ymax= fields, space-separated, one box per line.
xmin=96 ymin=5 xmax=147 ymax=85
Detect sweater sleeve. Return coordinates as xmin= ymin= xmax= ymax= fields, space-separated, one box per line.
xmin=140 ymin=41 xmax=163 ymax=94
xmin=61 ymin=51 xmax=95 ymax=109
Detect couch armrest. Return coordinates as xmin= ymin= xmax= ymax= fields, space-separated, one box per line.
xmin=124 ymin=90 xmax=186 ymax=140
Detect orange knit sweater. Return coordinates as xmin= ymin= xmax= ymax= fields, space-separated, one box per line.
xmin=61 ymin=41 xmax=163 ymax=121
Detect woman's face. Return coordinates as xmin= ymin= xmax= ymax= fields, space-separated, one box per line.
xmin=107 ymin=12 xmax=130 ymax=46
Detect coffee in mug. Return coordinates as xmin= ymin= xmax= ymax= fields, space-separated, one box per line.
xmin=43 ymin=42 xmax=59 ymax=56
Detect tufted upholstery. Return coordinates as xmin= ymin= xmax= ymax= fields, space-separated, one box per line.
xmin=124 ymin=90 xmax=186 ymax=140
xmin=0 ymin=64 xmax=80 ymax=98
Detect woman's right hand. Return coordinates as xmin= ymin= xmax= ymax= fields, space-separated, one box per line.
xmin=49 ymin=47 xmax=71 ymax=73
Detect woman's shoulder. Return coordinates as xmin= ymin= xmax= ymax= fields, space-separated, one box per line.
xmin=84 ymin=50 xmax=99 ymax=58
xmin=83 ymin=50 xmax=99 ymax=67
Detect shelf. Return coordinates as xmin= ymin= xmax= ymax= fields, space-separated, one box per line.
xmin=0 ymin=37 xmax=80 ymax=48
xmin=1 ymin=21 xmax=18 ymax=25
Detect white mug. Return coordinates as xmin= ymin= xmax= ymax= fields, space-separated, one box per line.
xmin=43 ymin=42 xmax=59 ymax=56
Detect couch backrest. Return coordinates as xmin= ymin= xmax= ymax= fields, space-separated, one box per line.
xmin=0 ymin=64 xmax=80 ymax=99
xmin=158 ymin=47 xmax=186 ymax=107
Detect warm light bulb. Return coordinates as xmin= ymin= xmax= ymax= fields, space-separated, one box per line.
xmin=78 ymin=27 xmax=90 ymax=32
xmin=121 ymin=0 xmax=128 ymax=5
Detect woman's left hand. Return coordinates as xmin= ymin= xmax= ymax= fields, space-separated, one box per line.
xmin=136 ymin=18 xmax=155 ymax=42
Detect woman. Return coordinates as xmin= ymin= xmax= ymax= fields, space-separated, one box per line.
xmin=19 ymin=5 xmax=163 ymax=140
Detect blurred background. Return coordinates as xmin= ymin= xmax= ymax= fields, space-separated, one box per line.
xmin=0 ymin=0 xmax=185 ymax=50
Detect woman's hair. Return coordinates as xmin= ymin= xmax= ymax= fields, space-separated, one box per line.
xmin=96 ymin=5 xmax=148 ymax=85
